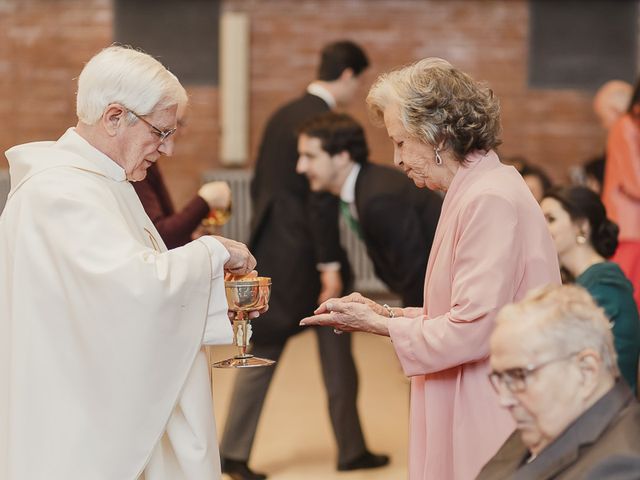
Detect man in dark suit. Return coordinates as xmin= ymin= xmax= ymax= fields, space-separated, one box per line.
xmin=220 ymin=41 xmax=389 ymax=480
xmin=296 ymin=112 xmax=442 ymax=307
xmin=478 ymin=284 xmax=640 ymax=480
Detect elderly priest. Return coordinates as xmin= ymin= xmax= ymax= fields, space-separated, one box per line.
xmin=0 ymin=46 xmax=257 ymax=480
xmin=478 ymin=284 xmax=640 ymax=480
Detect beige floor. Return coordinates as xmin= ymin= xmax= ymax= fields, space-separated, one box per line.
xmin=209 ymin=330 xmax=409 ymax=479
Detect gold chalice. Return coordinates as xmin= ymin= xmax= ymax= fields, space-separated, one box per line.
xmin=212 ymin=277 xmax=275 ymax=368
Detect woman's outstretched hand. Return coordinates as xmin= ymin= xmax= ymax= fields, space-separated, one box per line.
xmin=301 ymin=295 xmax=390 ymax=337
xmin=315 ymin=292 xmax=389 ymax=317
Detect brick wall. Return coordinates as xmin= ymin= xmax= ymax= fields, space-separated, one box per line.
xmin=0 ymin=0 xmax=621 ymax=206
xmin=229 ymin=0 xmax=608 ymax=187
xmin=0 ymin=0 xmax=112 ymax=158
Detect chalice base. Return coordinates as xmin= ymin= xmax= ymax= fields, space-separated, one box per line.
xmin=212 ymin=355 xmax=276 ymax=369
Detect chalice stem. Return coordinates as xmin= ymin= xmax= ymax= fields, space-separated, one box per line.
xmin=233 ymin=312 xmax=251 ymax=358
xmin=213 ymin=277 xmax=274 ymax=368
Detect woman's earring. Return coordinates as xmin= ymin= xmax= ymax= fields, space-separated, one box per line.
xmin=434 ymin=147 xmax=443 ymax=166
xmin=576 ymin=232 xmax=587 ymax=244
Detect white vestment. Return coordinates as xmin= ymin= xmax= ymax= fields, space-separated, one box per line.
xmin=0 ymin=128 xmax=233 ymax=479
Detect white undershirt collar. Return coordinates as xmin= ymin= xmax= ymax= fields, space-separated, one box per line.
xmin=307 ymin=82 xmax=337 ymax=109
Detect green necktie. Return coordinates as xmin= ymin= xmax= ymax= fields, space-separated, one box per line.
xmin=339 ymin=200 xmax=363 ymax=239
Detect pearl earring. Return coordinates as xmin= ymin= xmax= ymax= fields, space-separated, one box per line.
xmin=576 ymin=233 xmax=587 ymax=244
xmin=434 ymin=147 xmax=443 ymax=166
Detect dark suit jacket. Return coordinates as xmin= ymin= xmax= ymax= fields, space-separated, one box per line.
xmin=133 ymin=163 xmax=209 ymax=249
xmin=354 ymin=163 xmax=442 ymax=306
xmin=477 ymin=381 xmax=640 ymax=480
xmin=249 ymin=93 xmax=351 ymax=344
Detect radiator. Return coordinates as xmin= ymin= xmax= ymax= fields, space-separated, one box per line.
xmin=203 ymin=169 xmax=389 ymax=295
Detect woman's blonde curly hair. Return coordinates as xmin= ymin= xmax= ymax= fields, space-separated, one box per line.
xmin=367 ymin=58 xmax=501 ymax=162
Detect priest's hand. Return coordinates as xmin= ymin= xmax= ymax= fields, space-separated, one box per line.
xmin=214 ymin=236 xmax=256 ymax=275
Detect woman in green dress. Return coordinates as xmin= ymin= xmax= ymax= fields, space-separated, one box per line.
xmin=541 ymin=185 xmax=640 ymax=393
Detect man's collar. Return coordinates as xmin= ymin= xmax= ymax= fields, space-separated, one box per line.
xmin=340 ymin=163 xmax=361 ymax=204
xmin=307 ymin=82 xmax=337 ymax=109
xmin=56 ymin=128 xmax=127 ymax=182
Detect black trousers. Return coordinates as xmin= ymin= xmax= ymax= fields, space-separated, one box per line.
xmin=219 ymin=327 xmax=367 ymax=465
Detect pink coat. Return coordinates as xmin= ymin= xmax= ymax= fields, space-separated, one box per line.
xmin=388 ymin=150 xmax=561 ymax=480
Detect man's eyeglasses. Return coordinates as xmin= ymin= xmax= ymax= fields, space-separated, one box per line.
xmin=488 ymin=352 xmax=579 ymax=394
xmin=127 ymin=110 xmax=176 ymax=143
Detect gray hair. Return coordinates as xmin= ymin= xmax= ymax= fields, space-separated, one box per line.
xmin=366 ymin=57 xmax=501 ymax=162
xmin=496 ymin=284 xmax=619 ymax=377
xmin=76 ymin=45 xmax=188 ymax=125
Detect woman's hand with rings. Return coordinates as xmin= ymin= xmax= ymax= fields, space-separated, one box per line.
xmin=300 ymin=298 xmax=391 ymax=337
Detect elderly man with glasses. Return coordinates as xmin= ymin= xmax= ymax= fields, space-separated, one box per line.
xmin=478 ymin=284 xmax=640 ymax=480
xmin=0 ymin=45 xmax=258 ymax=480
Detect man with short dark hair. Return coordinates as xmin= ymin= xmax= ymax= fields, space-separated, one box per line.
xmin=220 ymin=41 xmax=388 ymax=480
xmin=297 ymin=112 xmax=442 ymax=306
xmin=478 ymin=284 xmax=640 ymax=479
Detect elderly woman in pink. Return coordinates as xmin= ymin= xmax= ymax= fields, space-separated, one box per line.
xmin=300 ymin=58 xmax=561 ymax=480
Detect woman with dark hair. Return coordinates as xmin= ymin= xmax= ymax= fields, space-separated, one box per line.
xmin=541 ymin=185 xmax=640 ymax=392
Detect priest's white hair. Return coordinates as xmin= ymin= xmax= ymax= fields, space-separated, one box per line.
xmin=76 ymin=45 xmax=188 ymax=125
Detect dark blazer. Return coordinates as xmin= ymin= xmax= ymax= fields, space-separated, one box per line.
xmin=354 ymin=163 xmax=442 ymax=306
xmin=477 ymin=381 xmax=640 ymax=480
xmin=133 ymin=163 xmax=209 ymax=249
xmin=249 ymin=93 xmax=351 ymax=344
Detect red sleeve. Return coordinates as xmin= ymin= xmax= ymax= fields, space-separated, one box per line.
xmin=132 ymin=166 xmax=209 ymax=249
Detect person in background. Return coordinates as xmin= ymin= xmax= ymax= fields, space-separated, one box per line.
xmin=582 ymin=155 xmax=606 ymax=194
xmin=301 ymin=57 xmax=561 ymax=480
xmin=517 ymin=162 xmax=553 ymax=203
xmin=602 ymin=77 xmax=640 ymax=311
xmin=571 ymin=81 xmax=632 ymax=196
xmin=479 ymin=284 xmax=640 ymax=480
xmin=220 ymin=40 xmax=389 ymax=480
xmin=0 ymin=45 xmax=257 ymax=480
xmin=296 ymin=111 xmax=442 ymax=307
xmin=133 ymin=114 xmax=232 ymax=249
xmin=594 ymin=80 xmax=633 ymax=131
xmin=541 ymin=185 xmax=640 ymax=393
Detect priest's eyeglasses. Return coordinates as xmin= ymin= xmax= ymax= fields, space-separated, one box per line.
xmin=128 ymin=110 xmax=177 ymax=143
xmin=488 ymin=352 xmax=579 ymax=394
